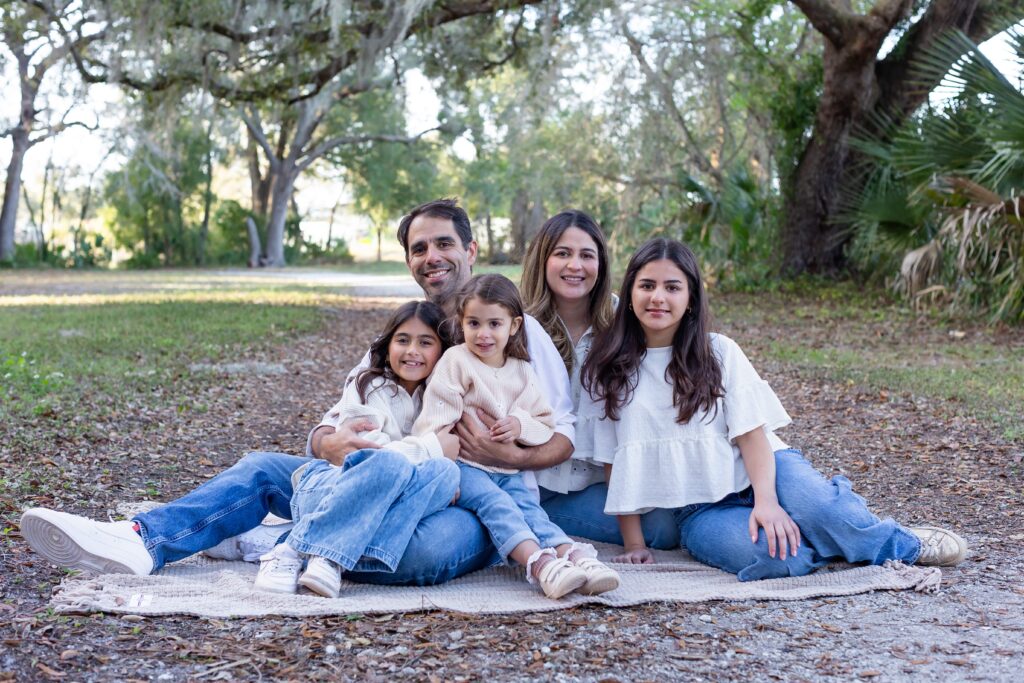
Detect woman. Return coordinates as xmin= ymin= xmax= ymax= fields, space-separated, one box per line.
xmin=521 ymin=210 xmax=680 ymax=549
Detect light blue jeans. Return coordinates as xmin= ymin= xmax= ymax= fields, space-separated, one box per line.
xmin=456 ymin=462 xmax=572 ymax=560
xmin=132 ymin=451 xmax=496 ymax=584
xmin=287 ymin=450 xmax=459 ymax=572
xmin=675 ymin=449 xmax=923 ymax=581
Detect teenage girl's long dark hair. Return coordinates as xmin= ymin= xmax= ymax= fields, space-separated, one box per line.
xmin=356 ymin=300 xmax=452 ymax=401
xmin=581 ymin=238 xmax=723 ymax=423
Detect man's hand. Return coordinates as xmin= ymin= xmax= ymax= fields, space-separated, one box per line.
xmin=455 ymin=409 xmax=528 ymax=470
xmin=312 ymin=418 xmax=380 ymax=465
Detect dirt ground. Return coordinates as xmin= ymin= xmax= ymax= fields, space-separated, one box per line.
xmin=2 ymin=280 xmax=1023 ymax=682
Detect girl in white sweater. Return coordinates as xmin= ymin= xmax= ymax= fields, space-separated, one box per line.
xmin=413 ymin=274 xmax=619 ymax=599
xmin=255 ymin=301 xmax=461 ymax=597
xmin=578 ymin=238 xmax=967 ymax=578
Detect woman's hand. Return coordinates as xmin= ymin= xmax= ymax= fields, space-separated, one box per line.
xmin=749 ymin=501 xmax=801 ymax=559
xmin=489 ymin=416 xmax=521 ymax=443
xmin=437 ymin=431 xmax=460 ymax=460
xmin=612 ymin=547 xmax=656 ymax=564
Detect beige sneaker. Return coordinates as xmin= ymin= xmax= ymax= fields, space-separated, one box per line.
xmin=911 ymin=526 xmax=967 ymax=566
xmin=299 ymin=556 xmax=342 ymax=598
xmin=536 ymin=556 xmax=587 ymax=599
xmin=573 ymin=557 xmax=620 ymax=595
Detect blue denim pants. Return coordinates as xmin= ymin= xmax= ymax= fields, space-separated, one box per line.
xmin=130 ymin=451 xmax=677 ymax=583
xmin=287 ymin=450 xmax=459 ymax=572
xmin=674 ymin=449 xmax=923 ymax=581
xmin=455 ymin=462 xmax=573 ymax=560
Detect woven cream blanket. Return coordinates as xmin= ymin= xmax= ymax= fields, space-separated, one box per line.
xmin=50 ymin=543 xmax=941 ymax=618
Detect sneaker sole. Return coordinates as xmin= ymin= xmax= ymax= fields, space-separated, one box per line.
xmin=298 ymin=573 xmax=340 ymax=599
xmin=578 ymin=573 xmax=620 ymax=596
xmin=20 ymin=513 xmax=138 ymax=575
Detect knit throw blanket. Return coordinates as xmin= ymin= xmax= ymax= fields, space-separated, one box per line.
xmin=50 ymin=543 xmax=941 ymax=618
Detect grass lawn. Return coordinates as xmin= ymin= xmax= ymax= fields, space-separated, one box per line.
xmin=1 ymin=268 xmax=1020 ymax=441
xmin=0 ymin=288 xmax=330 ymax=424
xmin=713 ymin=283 xmax=1024 ymax=441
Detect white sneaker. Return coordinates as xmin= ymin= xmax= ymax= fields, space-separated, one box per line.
xmin=253 ymin=545 xmax=303 ymax=594
xmin=298 ymin=556 xmax=342 ymax=598
xmin=911 ymin=526 xmax=968 ymax=566
xmin=203 ymin=523 xmax=293 ymax=562
xmin=20 ymin=508 xmax=154 ymax=575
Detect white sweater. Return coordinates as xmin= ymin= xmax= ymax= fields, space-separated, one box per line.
xmin=413 ymin=344 xmax=555 ymax=473
xmin=322 ymin=374 xmax=444 ymax=465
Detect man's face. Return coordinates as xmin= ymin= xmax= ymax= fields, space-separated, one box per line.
xmin=405 ymin=214 xmax=477 ymax=306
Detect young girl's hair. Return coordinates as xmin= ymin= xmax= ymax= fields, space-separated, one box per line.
xmin=357 ymin=300 xmax=452 ymax=401
xmin=520 ymin=210 xmax=614 ymax=373
xmin=582 ymin=238 xmax=723 ymax=424
xmin=454 ymin=274 xmax=531 ymax=362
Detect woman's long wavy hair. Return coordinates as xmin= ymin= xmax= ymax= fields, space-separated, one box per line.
xmin=520 ymin=210 xmax=614 ymax=372
xmin=356 ymin=300 xmax=453 ymax=401
xmin=581 ymin=238 xmax=723 ymax=424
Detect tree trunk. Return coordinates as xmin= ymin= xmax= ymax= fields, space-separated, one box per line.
xmin=247 ymin=132 xmax=273 ymax=222
xmin=264 ymin=168 xmax=296 ymax=266
xmin=0 ymin=132 xmax=29 ymax=262
xmin=198 ymin=117 xmax=215 ymax=265
xmin=485 ymin=209 xmax=493 ymax=259
xmin=245 ymin=216 xmax=263 ymax=267
xmin=510 ymin=190 xmax=545 ymax=262
xmin=782 ymin=39 xmax=878 ymax=274
xmin=782 ymin=0 xmax=999 ymax=274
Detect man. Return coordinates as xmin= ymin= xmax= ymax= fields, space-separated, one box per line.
xmin=20 ymin=198 xmax=675 ymax=584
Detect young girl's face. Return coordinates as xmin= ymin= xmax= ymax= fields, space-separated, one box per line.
xmin=461 ymin=296 xmax=522 ymax=368
xmin=388 ymin=317 xmax=444 ymax=394
xmin=631 ymin=258 xmax=691 ymax=347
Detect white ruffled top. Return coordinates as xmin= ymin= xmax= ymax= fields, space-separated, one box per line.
xmin=574 ymin=333 xmax=791 ymax=515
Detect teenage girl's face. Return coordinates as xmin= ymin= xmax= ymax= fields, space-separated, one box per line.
xmin=545 ymin=227 xmax=601 ymax=308
xmin=388 ymin=317 xmax=444 ymax=394
xmin=631 ymin=258 xmax=691 ymax=348
xmin=461 ymin=297 xmax=522 ymax=368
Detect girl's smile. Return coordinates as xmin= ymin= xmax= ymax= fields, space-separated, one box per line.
xmin=631 ymin=259 xmax=690 ymax=347
xmin=388 ymin=318 xmax=443 ymax=394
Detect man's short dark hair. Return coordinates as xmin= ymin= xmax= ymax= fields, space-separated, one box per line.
xmin=397 ymin=198 xmax=474 ymax=257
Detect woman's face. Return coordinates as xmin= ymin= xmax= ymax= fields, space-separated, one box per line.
xmin=388 ymin=317 xmax=443 ymax=394
xmin=544 ymin=227 xmax=601 ymax=308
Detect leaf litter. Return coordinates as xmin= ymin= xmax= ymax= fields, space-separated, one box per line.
xmin=1 ymin=286 xmax=1023 ymax=681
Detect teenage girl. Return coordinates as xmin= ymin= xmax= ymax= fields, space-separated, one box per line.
xmin=578 ymin=238 xmax=967 ymax=578
xmin=413 ymin=274 xmax=620 ymax=599
xmin=256 ymin=300 xmax=461 ymax=597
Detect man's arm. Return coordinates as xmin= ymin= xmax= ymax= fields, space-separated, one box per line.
xmin=455 ymin=408 xmax=573 ymax=470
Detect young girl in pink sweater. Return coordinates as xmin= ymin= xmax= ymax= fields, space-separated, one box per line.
xmin=413 ymin=274 xmax=619 ymax=599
